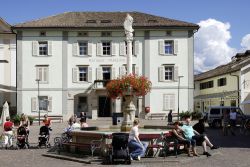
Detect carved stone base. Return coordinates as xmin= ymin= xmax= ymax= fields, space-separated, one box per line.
xmin=121 ymin=124 xmax=132 ymax=132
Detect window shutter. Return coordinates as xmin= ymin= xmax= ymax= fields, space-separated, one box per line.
xmin=174 ymin=40 xmax=178 ymax=55
xmin=174 ymin=66 xmax=179 ymax=81
xmin=36 ymin=67 xmax=40 ymax=80
xmin=158 ymin=40 xmax=164 ymax=55
xmin=119 ymin=42 xmax=126 ymax=56
xmin=111 ymin=42 xmax=117 ymax=56
xmin=163 ymin=95 xmax=169 ymax=110
xmin=135 ymin=66 xmax=139 ymax=75
xmin=31 ymin=97 xmax=37 ymax=112
xmin=112 ymin=67 xmax=116 ymax=79
xmin=44 ymin=67 xmax=49 ymax=83
xmin=48 ymin=96 xmax=52 ymax=112
xmin=134 ymin=40 xmax=140 ymax=56
xmin=119 ymin=66 xmax=126 ymax=78
xmin=72 ymin=42 xmax=78 ymax=56
xmin=96 ymin=67 xmax=103 ymax=80
xmin=88 ymin=67 xmax=92 ymax=82
xmin=88 ymin=42 xmax=92 ymax=56
xmin=72 ymin=68 xmax=78 ymax=83
xmin=158 ymin=66 xmax=164 ymax=82
xmin=170 ymin=95 xmax=175 ymax=110
xmin=48 ymin=41 xmax=52 ymax=56
xmin=32 ymin=41 xmax=38 ymax=56
xmin=96 ymin=42 xmax=103 ymax=56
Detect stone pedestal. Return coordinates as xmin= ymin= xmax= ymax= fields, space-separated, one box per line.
xmin=121 ymin=94 xmax=136 ymax=132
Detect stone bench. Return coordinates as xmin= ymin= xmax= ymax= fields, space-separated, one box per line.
xmin=33 ymin=115 xmax=63 ymax=123
xmin=148 ymin=113 xmax=167 ymax=120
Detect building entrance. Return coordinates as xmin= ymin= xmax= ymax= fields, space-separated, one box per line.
xmin=98 ymin=96 xmax=111 ymax=117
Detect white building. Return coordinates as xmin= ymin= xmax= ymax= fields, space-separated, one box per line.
xmin=13 ymin=12 xmax=198 ymax=120
xmin=0 ymin=18 xmax=16 ymax=109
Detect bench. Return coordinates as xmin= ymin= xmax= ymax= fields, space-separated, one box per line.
xmin=33 ymin=115 xmax=63 ymax=123
xmin=148 ymin=113 xmax=167 ymax=120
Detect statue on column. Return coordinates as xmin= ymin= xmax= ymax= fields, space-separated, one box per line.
xmin=124 ymin=14 xmax=134 ymax=41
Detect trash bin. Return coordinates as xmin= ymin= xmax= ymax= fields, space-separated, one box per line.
xmin=112 ymin=113 xmax=123 ymax=125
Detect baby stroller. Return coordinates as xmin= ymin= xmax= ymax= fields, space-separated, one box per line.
xmin=38 ymin=126 xmax=51 ymax=148
xmin=107 ymin=133 xmax=131 ymax=164
xmin=16 ymin=126 xmax=29 ymax=149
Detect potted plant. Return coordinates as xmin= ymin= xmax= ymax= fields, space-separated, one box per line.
xmin=28 ymin=115 xmax=35 ymax=125
xmin=11 ymin=114 xmax=21 ymax=126
xmin=106 ymin=74 xmax=152 ymax=99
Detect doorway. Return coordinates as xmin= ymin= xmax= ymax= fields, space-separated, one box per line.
xmin=98 ymin=96 xmax=111 ymax=117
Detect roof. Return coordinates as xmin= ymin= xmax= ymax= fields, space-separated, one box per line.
xmin=0 ymin=17 xmax=12 ymax=33
xmin=195 ymin=50 xmax=250 ymax=81
xmin=12 ymin=11 xmax=199 ymax=29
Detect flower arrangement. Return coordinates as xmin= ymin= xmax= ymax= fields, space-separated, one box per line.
xmin=106 ymin=74 xmax=152 ymax=99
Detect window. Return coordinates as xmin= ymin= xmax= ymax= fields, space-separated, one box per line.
xmin=166 ymin=31 xmax=172 ymax=36
xmin=102 ymin=67 xmax=111 ymax=80
xmin=125 ymin=41 xmax=134 ymax=55
xmin=39 ymin=96 xmax=48 ymax=111
xmin=39 ymin=41 xmax=48 ymax=55
xmin=36 ymin=66 xmax=48 ymax=83
xmin=78 ymin=32 xmax=88 ymax=37
xmin=101 ymin=32 xmax=112 ymax=37
xmin=78 ymin=97 xmax=88 ymax=113
xmin=217 ymin=78 xmax=227 ymax=87
xmin=231 ymin=100 xmax=236 ymax=107
xmin=40 ymin=31 xmax=46 ymax=36
xmin=164 ymin=40 xmax=174 ymax=54
xmin=200 ymin=81 xmax=214 ymax=90
xmin=101 ymin=20 xmax=112 ymax=23
xmin=163 ymin=94 xmax=175 ymax=110
xmin=86 ymin=20 xmax=96 ymax=23
xmin=79 ymin=42 xmax=88 ymax=56
xmin=102 ymin=41 xmax=111 ymax=55
xmin=78 ymin=67 xmax=88 ymax=82
xmin=210 ymin=108 xmax=220 ymax=115
xmin=164 ymin=66 xmax=174 ymax=81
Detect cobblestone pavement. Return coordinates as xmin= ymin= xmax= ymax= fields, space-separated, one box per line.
xmin=0 ymin=118 xmax=250 ymax=167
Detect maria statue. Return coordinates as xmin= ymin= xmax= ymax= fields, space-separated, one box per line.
xmin=124 ymin=14 xmax=134 ymax=41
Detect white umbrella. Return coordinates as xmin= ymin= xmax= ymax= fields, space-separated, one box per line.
xmin=0 ymin=101 xmax=10 ymax=127
xmin=241 ymin=100 xmax=250 ymax=104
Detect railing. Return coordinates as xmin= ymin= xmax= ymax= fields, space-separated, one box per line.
xmin=92 ymin=80 xmax=110 ymax=89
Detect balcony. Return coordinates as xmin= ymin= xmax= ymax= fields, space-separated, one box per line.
xmin=92 ymin=80 xmax=110 ymax=90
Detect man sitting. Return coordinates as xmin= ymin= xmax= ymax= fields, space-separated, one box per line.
xmin=181 ymin=116 xmax=219 ymax=157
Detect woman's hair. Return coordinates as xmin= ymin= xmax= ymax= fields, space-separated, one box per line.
xmin=133 ymin=119 xmax=139 ymax=125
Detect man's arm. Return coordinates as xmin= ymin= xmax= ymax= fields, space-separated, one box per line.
xmin=193 ymin=130 xmax=200 ymax=135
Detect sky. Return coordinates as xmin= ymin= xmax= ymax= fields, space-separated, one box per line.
xmin=1 ymin=0 xmax=250 ymax=73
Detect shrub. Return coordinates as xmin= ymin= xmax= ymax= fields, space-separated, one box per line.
xmin=191 ymin=111 xmax=203 ymax=120
xmin=179 ymin=111 xmax=191 ymax=120
xmin=11 ymin=114 xmax=21 ymax=125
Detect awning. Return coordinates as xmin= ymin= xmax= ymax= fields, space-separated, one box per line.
xmin=194 ymin=90 xmax=238 ymax=100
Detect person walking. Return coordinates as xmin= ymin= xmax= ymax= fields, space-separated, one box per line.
xmin=229 ymin=109 xmax=237 ymax=136
xmin=168 ymin=110 xmax=173 ymax=124
xmin=3 ymin=116 xmax=14 ymax=148
xmin=128 ymin=119 xmax=148 ymax=161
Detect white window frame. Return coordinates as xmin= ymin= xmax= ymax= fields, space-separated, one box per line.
xmin=38 ymin=41 xmax=48 ymax=56
xmin=163 ymin=94 xmax=175 ymax=111
xmin=36 ymin=66 xmax=49 ymax=84
xmin=164 ymin=40 xmax=174 ymax=55
xmin=78 ymin=66 xmax=88 ymax=82
xmin=164 ymin=65 xmax=174 ymax=81
xmin=102 ymin=66 xmax=112 ymax=80
xmin=102 ymin=41 xmax=111 ymax=56
xmin=78 ymin=41 xmax=88 ymax=56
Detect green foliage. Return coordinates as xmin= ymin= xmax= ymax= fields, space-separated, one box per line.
xmin=191 ymin=111 xmax=203 ymax=120
xmin=179 ymin=111 xmax=191 ymax=120
xmin=11 ymin=114 xmax=21 ymax=124
xmin=28 ymin=115 xmax=35 ymax=122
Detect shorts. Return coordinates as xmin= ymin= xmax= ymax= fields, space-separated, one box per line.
xmin=192 ymin=135 xmax=205 ymax=145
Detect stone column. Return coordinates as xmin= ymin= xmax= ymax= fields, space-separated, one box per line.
xmin=121 ymin=14 xmax=136 ymax=131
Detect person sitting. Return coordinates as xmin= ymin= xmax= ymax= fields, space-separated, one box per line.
xmin=3 ymin=116 xmax=14 ymax=148
xmin=128 ymin=119 xmax=148 ymax=161
xmin=193 ymin=119 xmax=206 ymax=135
xmin=181 ymin=116 xmax=219 ymax=157
xmin=72 ymin=119 xmax=81 ymax=130
xmin=172 ymin=121 xmax=197 ymax=157
xmin=80 ymin=112 xmax=87 ymax=127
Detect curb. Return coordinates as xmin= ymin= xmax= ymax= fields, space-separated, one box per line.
xmin=42 ymin=153 xmax=91 ymax=164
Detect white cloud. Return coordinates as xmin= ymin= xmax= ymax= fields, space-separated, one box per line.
xmin=194 ymin=19 xmax=237 ymax=73
xmin=241 ymin=34 xmax=250 ymax=50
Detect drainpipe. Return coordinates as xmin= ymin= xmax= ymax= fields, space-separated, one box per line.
xmin=230 ymin=73 xmax=240 ymax=107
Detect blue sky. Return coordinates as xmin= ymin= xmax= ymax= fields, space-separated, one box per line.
xmin=1 ymin=0 xmax=250 ymax=72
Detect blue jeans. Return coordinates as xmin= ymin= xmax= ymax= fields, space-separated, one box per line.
xmin=128 ymin=140 xmax=148 ymax=159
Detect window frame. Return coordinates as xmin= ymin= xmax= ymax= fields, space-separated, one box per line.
xmin=38 ymin=41 xmax=48 ymax=56
xmin=78 ymin=66 xmax=88 ymax=82
xmin=78 ymin=41 xmax=88 ymax=56
xmin=102 ymin=66 xmax=111 ymax=80
xmin=102 ymin=41 xmax=111 ymax=56
xmin=164 ymin=40 xmax=174 ymax=55
xmin=217 ymin=78 xmax=227 ymax=87
xmin=38 ymin=96 xmax=49 ymax=111
xmin=36 ymin=65 xmax=49 ymax=84
xmin=164 ymin=65 xmax=174 ymax=81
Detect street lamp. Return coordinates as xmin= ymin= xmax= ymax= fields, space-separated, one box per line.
xmin=36 ymin=79 xmax=41 ymax=125
xmin=177 ymin=76 xmax=184 ymax=121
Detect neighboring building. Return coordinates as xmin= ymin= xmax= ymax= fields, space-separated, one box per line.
xmin=0 ymin=17 xmax=16 ymax=109
xmin=13 ymin=12 xmax=198 ymax=119
xmin=241 ymin=59 xmax=250 ymax=114
xmin=194 ymin=50 xmax=250 ymax=113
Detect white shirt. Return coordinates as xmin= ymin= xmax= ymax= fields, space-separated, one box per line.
xmin=72 ymin=122 xmax=81 ymax=129
xmin=230 ymin=112 xmax=237 ymax=120
xmin=128 ymin=126 xmax=139 ymax=142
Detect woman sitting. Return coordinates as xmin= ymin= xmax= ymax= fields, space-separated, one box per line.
xmin=19 ymin=113 xmax=30 ymax=135
xmin=172 ymin=121 xmax=198 ymax=157
xmin=128 ymin=119 xmax=148 ymax=161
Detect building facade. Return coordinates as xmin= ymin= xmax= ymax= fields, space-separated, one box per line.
xmin=13 ymin=12 xmax=198 ymax=119
xmin=241 ymin=62 xmax=250 ymax=114
xmin=0 ymin=18 xmax=16 ymax=108
xmin=194 ymin=50 xmax=250 ymax=113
